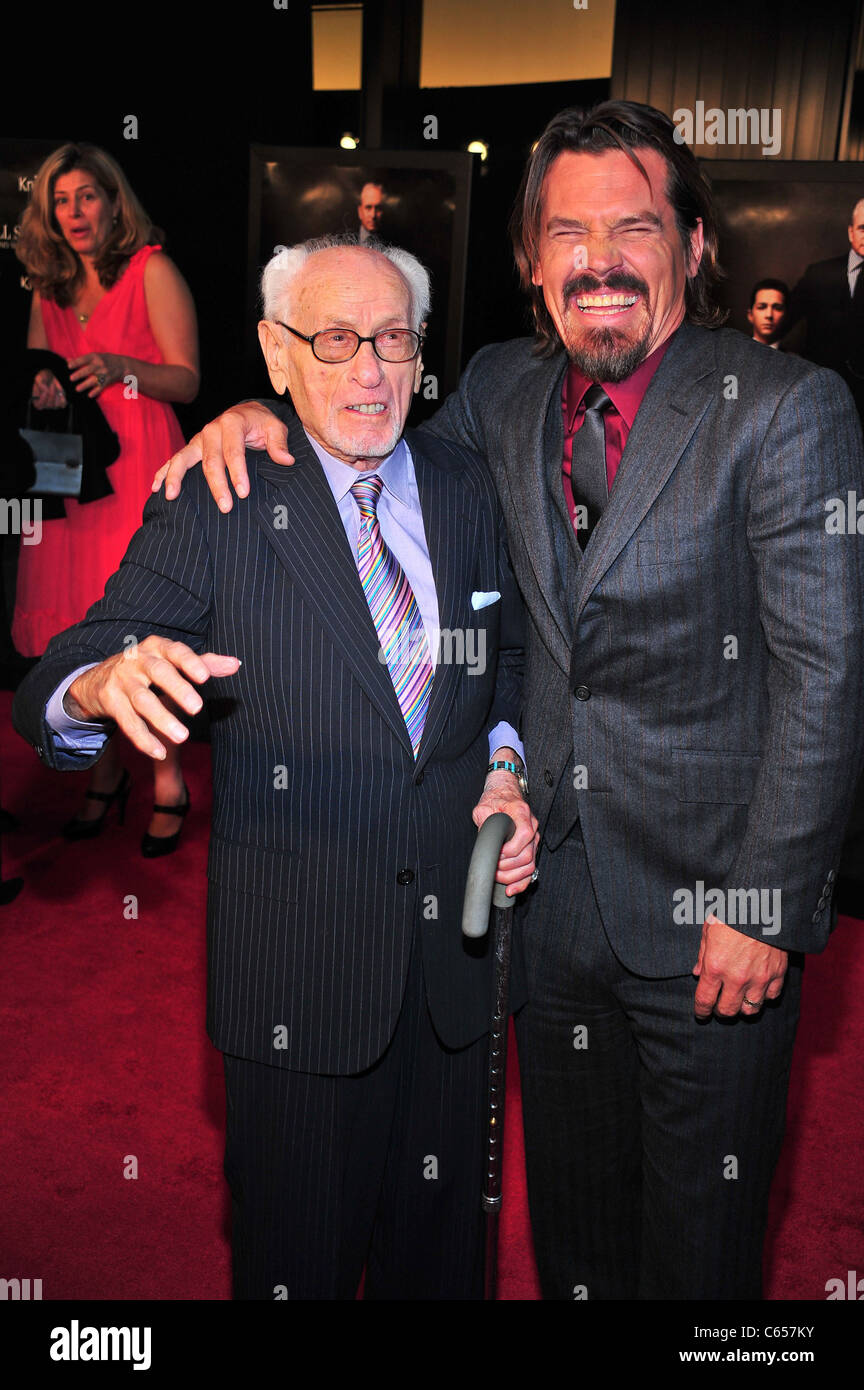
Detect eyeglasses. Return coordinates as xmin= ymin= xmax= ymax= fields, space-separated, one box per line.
xmin=276 ymin=322 xmax=424 ymax=363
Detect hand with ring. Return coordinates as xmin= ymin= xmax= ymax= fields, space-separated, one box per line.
xmin=67 ymin=351 xmax=125 ymax=399
xmin=31 ymin=368 xmax=67 ymax=411
xmin=693 ymin=914 xmax=787 ymax=1019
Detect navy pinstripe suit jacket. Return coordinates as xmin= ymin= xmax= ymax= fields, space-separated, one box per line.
xmin=13 ymin=417 xmax=524 ymax=1073
xmin=424 ymin=321 xmax=864 ymax=972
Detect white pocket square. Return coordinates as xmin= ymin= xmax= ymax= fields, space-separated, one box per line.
xmin=471 ymin=590 xmax=500 ymax=610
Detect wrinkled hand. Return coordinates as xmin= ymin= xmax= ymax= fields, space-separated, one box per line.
xmin=692 ymin=914 xmax=788 ymax=1018
xmin=31 ymin=368 xmax=67 ymax=411
xmin=66 ymin=636 xmax=240 ymax=759
xmin=68 ymin=351 xmax=126 ymax=398
xmin=473 ymin=771 xmax=539 ymax=897
xmin=152 ymin=402 xmax=294 ymax=511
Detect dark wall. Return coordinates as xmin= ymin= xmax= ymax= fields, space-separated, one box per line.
xmin=612 ymin=0 xmax=859 ymax=161
xmin=6 ymin=0 xmax=862 ymax=435
xmin=5 ymin=2 xmax=609 ymax=434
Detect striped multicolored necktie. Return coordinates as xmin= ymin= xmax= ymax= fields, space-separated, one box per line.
xmin=351 ymin=473 xmax=433 ymax=757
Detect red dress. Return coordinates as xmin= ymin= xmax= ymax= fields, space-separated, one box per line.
xmin=12 ymin=245 xmax=186 ymax=655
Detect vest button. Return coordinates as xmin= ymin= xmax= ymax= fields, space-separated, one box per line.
xmin=544 ymin=769 xmax=554 ymax=787
xmin=574 ymin=685 xmax=591 ymax=701
xmin=397 ymin=868 xmax=415 ymax=885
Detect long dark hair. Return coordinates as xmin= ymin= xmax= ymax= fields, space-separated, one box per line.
xmin=510 ymin=100 xmax=726 ymax=356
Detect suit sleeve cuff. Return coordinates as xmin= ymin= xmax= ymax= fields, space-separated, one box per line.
xmin=46 ymin=665 xmax=113 ymax=756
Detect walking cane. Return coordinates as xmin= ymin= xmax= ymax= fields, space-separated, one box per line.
xmin=462 ymin=811 xmax=516 ymax=1302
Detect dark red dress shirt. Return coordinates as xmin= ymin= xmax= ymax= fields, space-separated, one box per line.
xmin=561 ymin=336 xmax=672 ymax=531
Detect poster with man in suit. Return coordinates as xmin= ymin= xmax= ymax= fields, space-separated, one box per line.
xmin=785 ymin=197 xmax=864 ymax=416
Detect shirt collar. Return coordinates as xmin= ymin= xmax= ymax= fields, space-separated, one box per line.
xmin=563 ymin=332 xmax=674 ymax=433
xmin=849 ymin=248 xmax=864 ymax=275
xmin=304 ymin=429 xmax=412 ymax=506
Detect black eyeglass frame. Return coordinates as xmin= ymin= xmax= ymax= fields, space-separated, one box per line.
xmin=275 ymin=321 xmax=424 ymax=363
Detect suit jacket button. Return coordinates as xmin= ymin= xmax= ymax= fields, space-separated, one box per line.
xmin=415 ymin=771 xmax=424 ymax=786
xmin=827 ymin=869 xmax=836 ymax=883
xmin=397 ymin=869 xmax=414 ymax=885
xmin=574 ymin=685 xmax=591 ymax=701
xmin=544 ymin=769 xmax=554 ymax=787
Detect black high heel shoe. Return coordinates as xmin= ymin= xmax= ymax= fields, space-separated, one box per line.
xmin=141 ymin=788 xmax=190 ymax=858
xmin=63 ymin=769 xmax=131 ymax=840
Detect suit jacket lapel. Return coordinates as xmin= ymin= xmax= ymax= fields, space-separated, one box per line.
xmin=574 ymin=323 xmax=717 ymax=625
xmin=497 ymin=352 xmax=574 ymax=672
xmin=408 ymin=430 xmax=474 ymax=770
xmin=253 ymin=414 xmax=414 ymax=756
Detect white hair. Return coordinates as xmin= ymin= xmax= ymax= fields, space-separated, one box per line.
xmin=260 ymin=233 xmax=431 ymax=330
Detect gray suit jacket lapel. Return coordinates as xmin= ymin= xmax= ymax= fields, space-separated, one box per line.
xmin=574 ymin=323 xmax=717 ymax=625
xmin=498 ymin=353 xmax=574 ymax=673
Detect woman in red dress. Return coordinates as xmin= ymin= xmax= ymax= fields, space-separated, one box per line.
xmin=14 ymin=143 xmax=199 ymax=855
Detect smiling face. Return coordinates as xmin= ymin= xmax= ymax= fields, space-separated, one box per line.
xmin=531 ymin=147 xmax=703 ymax=380
xmin=258 ymin=247 xmax=422 ymax=469
xmin=748 ymin=288 xmax=786 ymax=344
xmin=52 ymin=167 xmax=116 ymax=259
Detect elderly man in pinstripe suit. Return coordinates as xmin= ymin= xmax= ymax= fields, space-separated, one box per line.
xmin=13 ymin=238 xmax=538 ymax=1300
xmin=154 ymin=102 xmax=864 ymax=1302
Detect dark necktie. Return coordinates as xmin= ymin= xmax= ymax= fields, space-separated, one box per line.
xmin=571 ymin=384 xmax=612 ymax=546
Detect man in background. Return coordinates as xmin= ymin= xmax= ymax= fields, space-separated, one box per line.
xmin=357 ymin=180 xmax=386 ymax=243
xmin=747 ymin=277 xmax=789 ymax=346
xmin=785 ymin=199 xmax=864 ymax=414
xmin=785 ymin=203 xmax=864 ymax=911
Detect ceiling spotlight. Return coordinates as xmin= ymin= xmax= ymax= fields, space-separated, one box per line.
xmin=467 ymin=140 xmax=489 ymax=162
xmin=340 ymin=132 xmax=359 ymax=150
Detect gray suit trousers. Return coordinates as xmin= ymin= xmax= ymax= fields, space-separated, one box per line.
xmin=515 ymin=825 xmax=803 ymax=1300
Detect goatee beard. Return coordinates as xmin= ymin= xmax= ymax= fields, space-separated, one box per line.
xmin=564 ymin=324 xmax=653 ymax=382
xmin=560 ymin=272 xmax=652 ymax=382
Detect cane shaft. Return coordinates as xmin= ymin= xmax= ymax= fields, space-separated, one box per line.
xmin=482 ymin=906 xmax=513 ymax=1214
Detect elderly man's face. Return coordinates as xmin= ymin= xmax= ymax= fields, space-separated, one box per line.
xmin=531 ymin=147 xmax=703 ymax=380
xmin=849 ymin=201 xmax=864 ymax=258
xmin=260 ymin=248 xmax=421 ymax=469
xmin=358 ymin=184 xmax=385 ymax=233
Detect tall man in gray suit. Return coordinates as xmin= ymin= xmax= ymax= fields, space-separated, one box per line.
xmin=13 ymin=238 xmax=538 ymax=1300
xmin=156 ymin=102 xmax=864 ymax=1300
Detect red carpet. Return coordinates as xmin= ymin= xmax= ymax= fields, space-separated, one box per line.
xmin=1 ymin=688 xmax=862 ymax=1300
